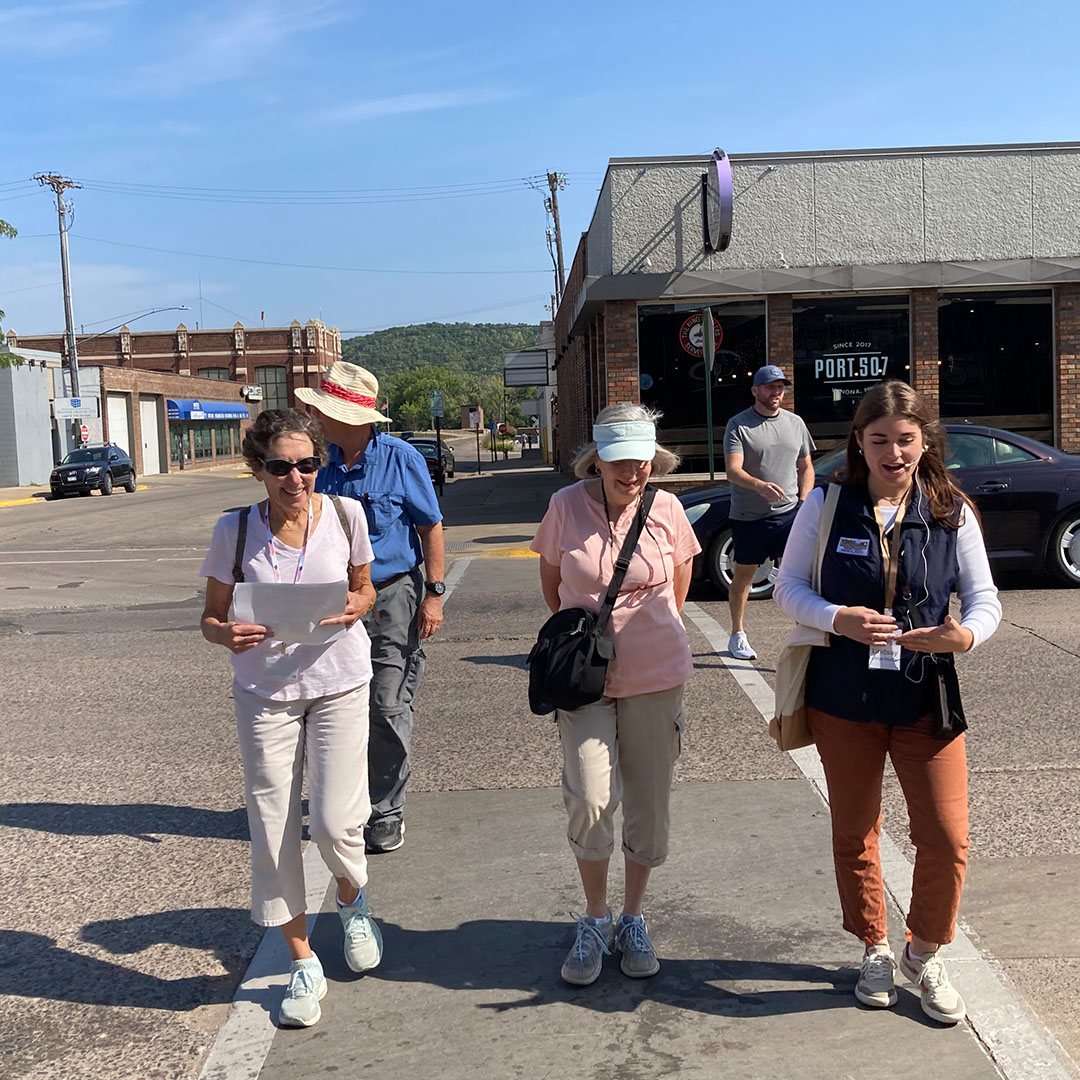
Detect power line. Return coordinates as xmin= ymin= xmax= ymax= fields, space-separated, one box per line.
xmin=69 ymin=233 xmax=549 ymax=275
xmin=0 ymin=280 xmax=62 ymax=296
xmin=342 ymin=293 xmax=549 ymax=334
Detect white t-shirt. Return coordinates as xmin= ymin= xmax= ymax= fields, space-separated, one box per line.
xmin=201 ymin=495 xmax=375 ymax=701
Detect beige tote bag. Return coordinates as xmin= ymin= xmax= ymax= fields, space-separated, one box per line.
xmin=769 ymin=483 xmax=841 ymax=751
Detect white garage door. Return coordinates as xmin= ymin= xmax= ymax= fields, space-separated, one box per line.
xmin=139 ymin=396 xmax=162 ymax=475
xmin=106 ymin=394 xmax=132 ymax=456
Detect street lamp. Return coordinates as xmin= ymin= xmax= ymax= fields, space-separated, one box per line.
xmin=67 ymin=306 xmax=190 ymax=446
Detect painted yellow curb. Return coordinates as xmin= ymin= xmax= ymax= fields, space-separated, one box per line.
xmin=0 ymin=496 xmax=44 ymax=508
xmin=475 ymin=546 xmax=538 ymax=559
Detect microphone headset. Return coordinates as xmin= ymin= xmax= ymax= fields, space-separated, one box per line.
xmin=901 ymin=446 xmax=930 ymax=468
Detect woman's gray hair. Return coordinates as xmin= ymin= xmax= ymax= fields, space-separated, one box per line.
xmin=242 ymin=408 xmax=327 ymax=471
xmin=571 ymin=402 xmax=680 ymax=478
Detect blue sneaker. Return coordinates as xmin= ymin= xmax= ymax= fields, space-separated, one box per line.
xmin=561 ymin=910 xmax=615 ymax=985
xmin=278 ymin=956 xmax=326 ymax=1028
xmin=616 ymin=913 xmax=660 ymax=978
xmin=339 ymin=889 xmax=383 ymax=973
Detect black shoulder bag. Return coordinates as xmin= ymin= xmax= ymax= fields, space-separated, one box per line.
xmin=527 ymin=486 xmax=656 ymax=715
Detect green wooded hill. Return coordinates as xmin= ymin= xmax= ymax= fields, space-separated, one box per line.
xmin=341 ymin=322 xmax=540 ymax=378
xmin=339 ymin=321 xmax=542 ymax=430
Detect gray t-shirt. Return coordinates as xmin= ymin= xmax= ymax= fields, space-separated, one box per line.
xmin=724 ymin=406 xmax=815 ymax=521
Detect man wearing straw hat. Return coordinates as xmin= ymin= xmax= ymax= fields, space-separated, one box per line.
xmin=298 ymin=361 xmax=445 ymax=855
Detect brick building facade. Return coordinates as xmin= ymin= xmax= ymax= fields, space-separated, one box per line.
xmin=8 ymin=317 xmax=342 ymax=413
xmin=554 ymin=142 xmax=1080 ymax=470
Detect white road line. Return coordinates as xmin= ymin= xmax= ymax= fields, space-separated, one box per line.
xmin=197 ymin=557 xmax=474 ymax=1080
xmin=0 ymin=558 xmax=154 ymax=565
xmin=0 ymin=547 xmax=204 ymax=554
xmin=681 ymin=600 xmax=1075 ymax=1080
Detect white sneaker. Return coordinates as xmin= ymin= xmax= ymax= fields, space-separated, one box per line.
xmin=728 ymin=631 xmax=757 ymax=660
xmin=855 ymin=944 xmax=897 ymax=1008
xmin=278 ymin=957 xmax=327 ymax=1028
xmin=900 ymin=945 xmax=966 ymax=1024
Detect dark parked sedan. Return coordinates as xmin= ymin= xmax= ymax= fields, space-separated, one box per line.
xmin=679 ymin=423 xmax=1080 ymax=598
xmin=407 ymin=437 xmax=455 ymax=479
xmin=50 ymin=444 xmax=137 ymax=498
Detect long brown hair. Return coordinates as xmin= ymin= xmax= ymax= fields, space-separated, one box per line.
xmin=844 ymin=381 xmax=974 ymax=528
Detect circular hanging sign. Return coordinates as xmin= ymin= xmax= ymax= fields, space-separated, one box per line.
xmin=703 ymin=148 xmax=733 ymax=253
xmin=678 ymin=314 xmax=723 ymax=358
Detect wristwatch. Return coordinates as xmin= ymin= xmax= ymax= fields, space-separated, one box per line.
xmin=425 ymin=580 xmax=446 ymax=597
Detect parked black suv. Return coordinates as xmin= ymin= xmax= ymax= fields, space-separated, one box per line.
xmin=50 ymin=444 xmax=137 ymax=498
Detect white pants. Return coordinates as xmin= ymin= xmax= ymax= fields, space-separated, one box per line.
xmin=233 ymin=683 xmax=371 ymax=927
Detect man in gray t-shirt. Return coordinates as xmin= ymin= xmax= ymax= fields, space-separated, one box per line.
xmin=722 ymin=365 xmax=815 ymax=660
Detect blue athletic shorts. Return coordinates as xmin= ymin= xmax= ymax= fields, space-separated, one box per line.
xmin=730 ymin=505 xmax=799 ymax=566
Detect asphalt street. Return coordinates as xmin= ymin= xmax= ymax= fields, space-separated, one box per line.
xmin=1 ymin=448 xmax=1079 ymax=1079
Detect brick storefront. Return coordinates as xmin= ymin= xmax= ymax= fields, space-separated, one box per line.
xmin=1055 ymin=283 xmax=1080 ymax=453
xmin=9 ymin=318 xmax=341 ymax=410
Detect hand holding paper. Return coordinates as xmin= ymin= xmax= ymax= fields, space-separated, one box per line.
xmin=232 ymin=581 xmax=350 ymax=646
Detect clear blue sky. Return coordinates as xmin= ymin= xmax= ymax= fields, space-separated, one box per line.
xmin=2 ymin=0 xmax=1078 ymax=342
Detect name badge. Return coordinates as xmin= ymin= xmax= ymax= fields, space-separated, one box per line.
xmin=837 ymin=537 xmax=870 ymax=556
xmin=868 ymin=640 xmax=901 ymax=671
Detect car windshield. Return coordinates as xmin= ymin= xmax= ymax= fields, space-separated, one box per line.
xmin=61 ymin=449 xmax=107 ymax=464
xmin=812 ymin=434 xmax=968 ymax=479
xmin=415 ymin=444 xmax=438 ymax=459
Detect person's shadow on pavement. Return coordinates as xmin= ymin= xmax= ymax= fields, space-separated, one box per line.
xmin=310 ymin=917 xmax=936 ymax=1025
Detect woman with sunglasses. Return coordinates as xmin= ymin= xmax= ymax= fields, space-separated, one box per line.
xmin=531 ymin=403 xmax=701 ymax=986
xmin=201 ymin=408 xmax=380 ymax=1029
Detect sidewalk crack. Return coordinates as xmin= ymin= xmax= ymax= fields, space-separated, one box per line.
xmin=1004 ymin=618 xmax=1080 ymax=662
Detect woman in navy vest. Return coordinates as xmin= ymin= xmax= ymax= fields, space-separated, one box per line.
xmin=774 ymin=381 xmax=1001 ymax=1025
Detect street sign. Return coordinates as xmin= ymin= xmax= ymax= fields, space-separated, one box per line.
xmin=79 ymin=423 xmax=90 ymax=442
xmin=54 ymin=396 xmax=100 ymax=419
xmin=429 ymin=390 xmax=444 ymax=418
xmin=468 ymin=408 xmax=482 ymax=430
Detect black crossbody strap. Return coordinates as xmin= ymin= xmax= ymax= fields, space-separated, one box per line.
xmin=232 ymin=506 xmax=251 ymax=582
xmin=595 ymin=486 xmax=657 ymax=636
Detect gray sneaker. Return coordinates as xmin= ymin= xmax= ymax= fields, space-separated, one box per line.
xmin=616 ymin=913 xmax=660 ymax=978
xmin=339 ymin=889 xmax=383 ymax=973
xmin=561 ymin=910 xmax=615 ymax=986
xmin=855 ymin=944 xmax=897 ymax=1008
xmin=728 ymin=631 xmax=757 ymax=660
xmin=900 ymin=946 xmax=966 ymax=1024
xmin=278 ymin=957 xmax=327 ymax=1028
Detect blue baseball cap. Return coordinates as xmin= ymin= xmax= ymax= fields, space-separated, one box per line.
xmin=753 ymin=365 xmax=792 ymax=386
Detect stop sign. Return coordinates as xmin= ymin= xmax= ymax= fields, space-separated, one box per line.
xmin=80 ymin=423 xmax=90 ymax=442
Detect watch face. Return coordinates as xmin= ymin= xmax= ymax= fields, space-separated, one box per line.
xmin=426 ymin=581 xmax=446 ymax=596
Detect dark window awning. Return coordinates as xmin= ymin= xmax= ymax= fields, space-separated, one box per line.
xmin=167 ymin=399 xmax=249 ymax=420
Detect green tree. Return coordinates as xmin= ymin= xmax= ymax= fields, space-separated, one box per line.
xmin=0 ymin=219 xmax=23 ymax=368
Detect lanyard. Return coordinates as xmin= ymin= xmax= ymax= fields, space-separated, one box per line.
xmin=873 ymin=487 xmax=912 ymax=611
xmin=262 ymin=499 xmax=313 ymax=584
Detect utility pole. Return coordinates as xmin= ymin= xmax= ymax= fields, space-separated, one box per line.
xmin=35 ymin=173 xmax=83 ymax=444
xmin=546 ymin=172 xmax=566 ymax=304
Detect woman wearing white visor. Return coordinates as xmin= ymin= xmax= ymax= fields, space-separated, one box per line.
xmin=531 ymin=403 xmax=701 ymax=985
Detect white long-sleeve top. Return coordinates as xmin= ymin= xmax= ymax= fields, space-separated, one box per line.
xmin=773 ymin=486 xmax=1003 ymax=649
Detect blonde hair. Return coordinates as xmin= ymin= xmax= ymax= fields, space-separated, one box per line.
xmin=571 ymin=402 xmax=680 ymax=479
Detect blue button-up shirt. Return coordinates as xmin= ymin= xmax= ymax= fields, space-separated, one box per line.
xmin=315 ymin=432 xmax=443 ymax=580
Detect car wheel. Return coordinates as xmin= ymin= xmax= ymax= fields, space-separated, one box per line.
xmin=706 ymin=527 xmax=778 ymax=600
xmin=1048 ymin=512 xmax=1080 ymax=587
xmin=124 ymin=471 xmax=137 ymax=493
xmin=100 ymin=472 xmax=113 ymax=496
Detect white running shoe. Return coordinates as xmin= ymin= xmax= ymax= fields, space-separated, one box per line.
xmin=900 ymin=945 xmax=966 ymax=1024
xmin=855 ymin=944 xmax=897 ymax=1008
xmin=728 ymin=631 xmax=757 ymax=660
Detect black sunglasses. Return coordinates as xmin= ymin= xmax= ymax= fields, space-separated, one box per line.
xmin=261 ymin=456 xmax=321 ymax=477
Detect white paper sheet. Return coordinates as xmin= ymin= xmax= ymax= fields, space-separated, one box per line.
xmin=231 ymin=581 xmax=349 ymax=646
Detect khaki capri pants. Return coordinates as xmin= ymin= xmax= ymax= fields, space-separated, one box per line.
xmin=234 ymin=683 xmax=371 ymax=927
xmin=557 ymin=685 xmax=684 ymax=868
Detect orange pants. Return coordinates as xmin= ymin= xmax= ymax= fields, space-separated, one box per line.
xmin=808 ymin=708 xmax=970 ymax=946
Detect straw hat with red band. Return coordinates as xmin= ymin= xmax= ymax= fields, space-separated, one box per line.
xmin=295 ymin=360 xmax=393 ymax=426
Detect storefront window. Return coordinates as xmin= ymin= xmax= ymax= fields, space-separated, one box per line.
xmin=793 ymin=295 xmax=910 ymax=428
xmin=938 ymin=291 xmax=1052 ymax=425
xmin=192 ymin=424 xmax=213 ymax=460
xmin=170 ymin=428 xmax=189 ymax=466
xmin=213 ymin=423 xmax=235 ymax=457
xmin=256 ymin=365 xmax=288 ymax=411
xmin=638 ymin=301 xmax=766 ymax=466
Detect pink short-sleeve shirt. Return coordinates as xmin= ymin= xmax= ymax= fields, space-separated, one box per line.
xmin=530 ymin=481 xmax=701 ymax=698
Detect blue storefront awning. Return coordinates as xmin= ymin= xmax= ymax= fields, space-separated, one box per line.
xmin=167 ymin=399 xmax=250 ymax=421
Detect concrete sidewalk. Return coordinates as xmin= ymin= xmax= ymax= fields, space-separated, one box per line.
xmin=252 ymin=784 xmax=1023 ymax=1080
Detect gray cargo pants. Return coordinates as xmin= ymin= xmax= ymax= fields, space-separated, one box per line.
xmin=363 ymin=566 xmax=426 ymax=825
